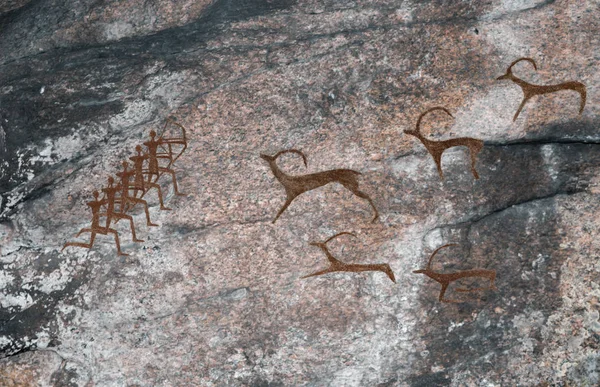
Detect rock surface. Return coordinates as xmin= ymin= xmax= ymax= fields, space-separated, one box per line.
xmin=1 ymin=0 xmax=600 ymax=385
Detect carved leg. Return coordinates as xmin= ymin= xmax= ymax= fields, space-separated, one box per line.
xmin=578 ymin=86 xmax=587 ymax=114
xmin=62 ymin=232 xmax=96 ymax=252
xmin=76 ymin=228 xmax=93 ymax=238
xmin=121 ymin=214 xmax=144 ymax=242
xmin=513 ymin=95 xmax=531 ymax=121
xmin=433 ymin=153 xmax=444 ymax=180
xmin=272 ymin=196 xmax=295 ymax=224
xmin=159 ymin=167 xmax=185 ymax=196
xmin=439 ymin=282 xmax=462 ymax=303
xmin=137 ymin=198 xmax=158 ymax=226
xmin=470 ymin=150 xmax=480 ymax=180
xmin=148 ymin=182 xmax=172 ymax=211
xmin=107 ymin=228 xmax=128 ymax=256
xmin=301 ymin=266 xmax=337 ymax=279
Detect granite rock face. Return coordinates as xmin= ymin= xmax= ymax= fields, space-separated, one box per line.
xmin=1 ymin=0 xmax=600 ymax=386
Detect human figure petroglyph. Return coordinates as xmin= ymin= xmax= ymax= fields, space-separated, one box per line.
xmin=62 ymin=191 xmax=128 ymax=256
xmin=143 ymin=130 xmax=184 ymax=195
xmin=302 ymin=232 xmax=396 ymax=282
xmin=413 ymin=243 xmax=496 ymax=303
xmin=101 ymin=176 xmax=144 ymax=243
xmin=404 ymin=107 xmax=483 ymax=180
xmin=115 ymin=161 xmax=158 ymax=226
xmin=260 ymin=149 xmax=379 ymax=223
xmin=155 ymin=118 xmax=188 ymax=169
xmin=496 ymin=57 xmax=586 ymax=121
xmin=129 ymin=145 xmax=171 ymax=210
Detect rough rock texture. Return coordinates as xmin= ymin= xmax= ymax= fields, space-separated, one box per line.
xmin=1 ymin=0 xmax=600 ymax=385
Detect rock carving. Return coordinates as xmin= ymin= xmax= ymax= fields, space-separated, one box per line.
xmin=62 ymin=191 xmax=129 ymax=256
xmin=130 ymin=145 xmax=171 ymax=210
xmin=302 ymin=232 xmax=396 ymax=282
xmin=496 ymin=57 xmax=586 ymax=121
xmin=404 ymin=107 xmax=483 ymax=180
xmin=260 ymin=149 xmax=379 ymax=223
xmin=413 ymin=243 xmax=496 ymax=303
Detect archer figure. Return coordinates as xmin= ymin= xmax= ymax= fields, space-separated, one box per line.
xmin=143 ymin=130 xmax=185 ymax=195
xmin=129 ymin=145 xmax=171 ymax=210
xmin=62 ymin=191 xmax=128 ymax=256
xmin=115 ymin=161 xmax=158 ymax=226
xmin=101 ymin=176 xmax=144 ymax=243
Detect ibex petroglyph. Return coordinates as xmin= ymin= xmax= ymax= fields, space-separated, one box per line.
xmin=413 ymin=243 xmax=496 ymax=303
xmin=260 ymin=149 xmax=379 ymax=223
xmin=302 ymin=232 xmax=395 ymax=282
xmin=496 ymin=57 xmax=586 ymax=121
xmin=404 ymin=107 xmax=483 ymax=180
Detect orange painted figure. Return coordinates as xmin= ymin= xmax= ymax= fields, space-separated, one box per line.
xmin=115 ymin=161 xmax=158 ymax=226
xmin=62 ymin=191 xmax=128 ymax=256
xmin=155 ymin=118 xmax=188 ymax=169
xmin=102 ymin=176 xmax=144 ymax=243
xmin=413 ymin=244 xmax=496 ymax=303
xmin=302 ymin=232 xmax=395 ymax=282
xmin=129 ymin=145 xmax=171 ymax=210
xmin=143 ymin=130 xmax=184 ymax=196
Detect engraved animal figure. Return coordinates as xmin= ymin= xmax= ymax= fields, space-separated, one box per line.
xmin=404 ymin=107 xmax=483 ymax=180
xmin=143 ymin=130 xmax=185 ymax=195
xmin=129 ymin=145 xmax=171 ymax=210
xmin=62 ymin=191 xmax=128 ymax=256
xmin=260 ymin=149 xmax=379 ymax=223
xmin=302 ymin=232 xmax=396 ymax=282
xmin=413 ymin=243 xmax=496 ymax=303
xmin=496 ymin=57 xmax=587 ymax=121
xmin=115 ymin=161 xmax=158 ymax=226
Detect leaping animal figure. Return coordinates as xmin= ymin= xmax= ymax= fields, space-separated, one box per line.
xmin=303 ymin=232 xmax=395 ymax=282
xmin=260 ymin=149 xmax=379 ymax=223
xmin=413 ymin=243 xmax=496 ymax=303
xmin=496 ymin=57 xmax=586 ymax=121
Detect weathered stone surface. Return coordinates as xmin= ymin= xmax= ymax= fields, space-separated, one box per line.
xmin=1 ymin=0 xmax=600 ymax=385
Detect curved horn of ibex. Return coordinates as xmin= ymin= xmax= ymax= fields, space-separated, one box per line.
xmin=260 ymin=149 xmax=379 ymax=223
xmin=496 ymin=57 xmax=586 ymax=121
xmin=323 ymin=231 xmax=357 ymax=244
xmin=273 ymin=149 xmax=308 ymax=167
xmin=404 ymin=107 xmax=484 ymax=180
xmin=415 ymin=107 xmax=453 ymax=135
xmin=302 ymin=232 xmax=395 ymax=282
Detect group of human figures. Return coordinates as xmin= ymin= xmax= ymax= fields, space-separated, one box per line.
xmin=62 ymin=119 xmax=188 ymax=256
xmin=62 ymin=57 xmax=587 ymax=303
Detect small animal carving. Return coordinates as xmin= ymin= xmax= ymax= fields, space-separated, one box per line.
xmin=496 ymin=57 xmax=586 ymax=121
xmin=413 ymin=243 xmax=496 ymax=303
xmin=302 ymin=232 xmax=396 ymax=282
xmin=260 ymin=149 xmax=379 ymax=223
xmin=62 ymin=191 xmax=129 ymax=256
xmin=404 ymin=107 xmax=483 ymax=180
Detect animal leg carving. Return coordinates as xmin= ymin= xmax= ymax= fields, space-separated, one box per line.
xmin=272 ymin=196 xmax=296 ymax=224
